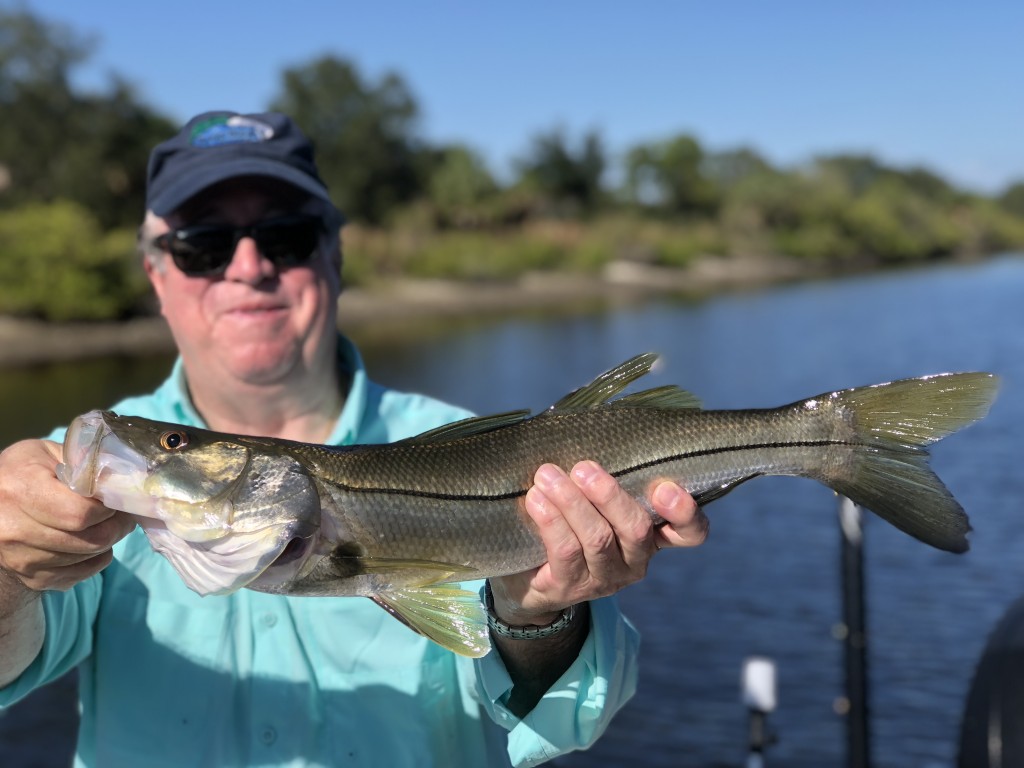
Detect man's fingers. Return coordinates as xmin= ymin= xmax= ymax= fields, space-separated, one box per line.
xmin=40 ymin=439 xmax=63 ymax=463
xmin=651 ymin=481 xmax=709 ymax=549
xmin=16 ymin=551 xmax=115 ymax=592
xmin=70 ymin=511 xmax=137 ymax=550
xmin=1 ymin=442 xmax=119 ymax=533
xmin=0 ymin=495 xmax=126 ymax=584
xmin=30 ymin=481 xmax=122 ymax=533
xmin=525 ymin=468 xmax=587 ymax=579
xmin=569 ymin=461 xmax=653 ymax=570
xmin=3 ymin=542 xmax=114 ymax=574
xmin=6 ymin=510 xmax=133 ymax=558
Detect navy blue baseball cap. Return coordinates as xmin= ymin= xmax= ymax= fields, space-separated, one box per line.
xmin=146 ymin=111 xmax=332 ymax=216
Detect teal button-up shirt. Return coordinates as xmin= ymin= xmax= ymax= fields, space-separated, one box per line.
xmin=0 ymin=337 xmax=640 ymax=767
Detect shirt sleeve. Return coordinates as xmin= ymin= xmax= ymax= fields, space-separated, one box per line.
xmin=469 ymin=595 xmax=640 ymax=767
xmin=0 ymin=575 xmax=102 ymax=707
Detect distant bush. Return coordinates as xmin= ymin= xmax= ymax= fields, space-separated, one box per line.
xmin=406 ymin=231 xmax=567 ymax=280
xmin=950 ymin=198 xmax=1024 ymax=254
xmin=841 ymin=181 xmax=961 ymax=262
xmin=0 ymin=201 xmax=150 ymax=321
xmin=345 ymin=221 xmax=613 ymax=283
xmin=651 ymin=224 xmax=727 ymax=267
xmin=773 ymin=222 xmax=857 ymax=262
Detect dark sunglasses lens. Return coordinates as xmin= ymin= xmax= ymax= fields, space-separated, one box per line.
xmin=252 ymin=218 xmax=322 ymax=267
xmin=168 ymin=230 xmax=236 ymax=276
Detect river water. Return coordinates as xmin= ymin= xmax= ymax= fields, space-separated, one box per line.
xmin=2 ymin=255 xmax=1023 ymax=767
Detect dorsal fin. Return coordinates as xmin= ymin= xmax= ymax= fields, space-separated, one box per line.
xmin=401 ymin=353 xmax=697 ymax=446
xmin=615 ymin=385 xmax=702 ymax=409
xmin=550 ymin=353 xmax=660 ymax=411
xmin=400 ymin=410 xmax=531 ymax=445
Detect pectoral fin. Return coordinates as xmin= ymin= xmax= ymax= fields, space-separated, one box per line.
xmin=329 ymin=544 xmax=476 ymax=580
xmin=372 ymin=584 xmax=490 ymax=658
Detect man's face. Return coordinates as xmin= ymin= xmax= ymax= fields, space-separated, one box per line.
xmin=144 ymin=178 xmax=341 ymax=388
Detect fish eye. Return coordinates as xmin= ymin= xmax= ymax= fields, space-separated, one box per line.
xmin=159 ymin=431 xmax=189 ymax=451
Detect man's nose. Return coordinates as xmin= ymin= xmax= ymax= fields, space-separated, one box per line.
xmin=222 ymin=236 xmax=274 ymax=282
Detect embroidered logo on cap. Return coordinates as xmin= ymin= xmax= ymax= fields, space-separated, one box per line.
xmin=189 ymin=115 xmax=275 ymax=148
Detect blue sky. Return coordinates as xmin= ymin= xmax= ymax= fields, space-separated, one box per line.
xmin=22 ymin=1 xmax=1024 ymax=193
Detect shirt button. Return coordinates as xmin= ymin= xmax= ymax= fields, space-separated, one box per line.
xmin=260 ymin=726 xmax=277 ymax=745
xmin=262 ymin=613 xmax=278 ymax=628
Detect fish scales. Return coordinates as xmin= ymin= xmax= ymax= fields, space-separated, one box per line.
xmin=285 ymin=402 xmax=855 ymax=585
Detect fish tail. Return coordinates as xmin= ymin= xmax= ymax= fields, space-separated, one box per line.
xmin=822 ymin=372 xmax=999 ymax=553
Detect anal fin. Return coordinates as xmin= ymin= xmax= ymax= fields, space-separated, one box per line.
xmin=692 ymin=474 xmax=761 ymax=506
xmin=371 ymin=583 xmax=490 ymax=658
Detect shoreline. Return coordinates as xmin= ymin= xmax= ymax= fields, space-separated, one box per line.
xmin=0 ymin=255 xmax=855 ymax=368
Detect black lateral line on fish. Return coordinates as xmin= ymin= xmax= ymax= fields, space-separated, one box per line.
xmin=601 ymin=437 xmax=894 ymax=479
xmin=333 ymin=439 xmax=863 ymax=502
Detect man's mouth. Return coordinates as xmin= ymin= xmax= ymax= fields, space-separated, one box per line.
xmin=231 ymin=302 xmax=288 ymax=313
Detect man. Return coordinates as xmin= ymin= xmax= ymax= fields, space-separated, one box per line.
xmin=0 ymin=111 xmax=708 ymax=767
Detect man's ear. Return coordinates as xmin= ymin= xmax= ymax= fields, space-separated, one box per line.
xmin=143 ymin=256 xmax=168 ymax=310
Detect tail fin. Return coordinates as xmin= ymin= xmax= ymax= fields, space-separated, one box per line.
xmin=825 ymin=372 xmax=999 ymax=553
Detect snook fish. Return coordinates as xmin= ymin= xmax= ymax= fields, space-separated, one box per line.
xmin=58 ymin=354 xmax=999 ymax=657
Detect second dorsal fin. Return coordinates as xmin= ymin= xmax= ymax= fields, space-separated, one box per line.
xmin=550 ymin=353 xmax=701 ymax=412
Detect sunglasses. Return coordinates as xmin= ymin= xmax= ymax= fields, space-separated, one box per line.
xmin=152 ymin=214 xmax=326 ymax=277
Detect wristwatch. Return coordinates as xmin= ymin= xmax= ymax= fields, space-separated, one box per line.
xmin=483 ymin=581 xmax=577 ymax=640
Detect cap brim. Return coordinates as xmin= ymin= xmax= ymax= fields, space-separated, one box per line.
xmin=147 ymin=156 xmax=331 ymax=216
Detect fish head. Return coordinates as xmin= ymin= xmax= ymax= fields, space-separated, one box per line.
xmin=59 ymin=410 xmax=321 ymax=595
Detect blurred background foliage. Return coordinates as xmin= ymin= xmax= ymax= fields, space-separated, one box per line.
xmin=2 ymin=8 xmax=1024 ymax=321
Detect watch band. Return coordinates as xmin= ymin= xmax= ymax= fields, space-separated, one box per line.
xmin=483 ymin=581 xmax=577 ymax=640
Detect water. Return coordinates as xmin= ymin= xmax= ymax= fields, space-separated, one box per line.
xmin=2 ymin=256 xmax=1023 ymax=767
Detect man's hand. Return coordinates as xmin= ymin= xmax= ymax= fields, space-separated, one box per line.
xmin=0 ymin=439 xmax=136 ymax=593
xmin=490 ymin=460 xmax=708 ymax=626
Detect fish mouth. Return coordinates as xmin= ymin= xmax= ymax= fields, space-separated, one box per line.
xmin=58 ymin=410 xmax=152 ymax=514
